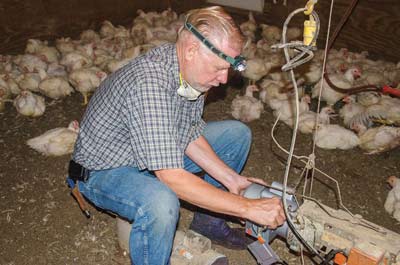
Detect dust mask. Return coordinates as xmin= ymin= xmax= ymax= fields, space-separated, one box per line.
xmin=177 ymin=73 xmax=202 ymax=101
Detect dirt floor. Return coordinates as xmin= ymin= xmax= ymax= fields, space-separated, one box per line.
xmin=1 ymin=77 xmax=399 ymax=265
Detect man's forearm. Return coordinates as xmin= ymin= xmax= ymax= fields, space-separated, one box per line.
xmin=155 ymin=168 xmax=248 ymax=218
xmin=185 ymin=135 xmax=241 ymax=192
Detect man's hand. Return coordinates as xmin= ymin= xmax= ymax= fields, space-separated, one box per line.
xmin=244 ymin=197 xmax=286 ymax=229
xmin=229 ymin=176 xmax=268 ymax=196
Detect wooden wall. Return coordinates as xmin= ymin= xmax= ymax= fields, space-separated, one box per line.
xmin=0 ymin=0 xmax=399 ymax=62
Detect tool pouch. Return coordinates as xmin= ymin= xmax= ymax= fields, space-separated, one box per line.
xmin=68 ymin=160 xmax=90 ymax=183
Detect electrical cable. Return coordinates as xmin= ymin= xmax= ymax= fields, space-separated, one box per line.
xmin=276 ymin=6 xmax=325 ymax=263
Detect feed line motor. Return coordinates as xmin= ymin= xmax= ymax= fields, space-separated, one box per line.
xmin=243 ymin=183 xmax=400 ymax=265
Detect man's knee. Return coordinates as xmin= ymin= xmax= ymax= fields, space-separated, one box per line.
xmin=146 ymin=187 xmax=180 ymax=228
xmin=225 ymin=120 xmax=252 ymax=143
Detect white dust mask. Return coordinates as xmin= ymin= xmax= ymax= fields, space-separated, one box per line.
xmin=177 ymin=73 xmax=202 ymax=101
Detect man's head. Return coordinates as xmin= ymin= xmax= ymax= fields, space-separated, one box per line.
xmin=176 ymin=6 xmax=244 ymax=93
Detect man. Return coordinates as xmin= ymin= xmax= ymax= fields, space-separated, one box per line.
xmin=71 ymin=6 xmax=285 ymax=265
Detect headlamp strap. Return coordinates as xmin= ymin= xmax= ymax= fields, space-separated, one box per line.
xmin=184 ymin=20 xmax=246 ymax=71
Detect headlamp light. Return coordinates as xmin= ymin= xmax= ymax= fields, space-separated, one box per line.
xmin=184 ymin=20 xmax=247 ymax=72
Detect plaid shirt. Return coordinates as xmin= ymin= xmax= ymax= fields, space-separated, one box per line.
xmin=73 ymin=43 xmax=206 ymax=171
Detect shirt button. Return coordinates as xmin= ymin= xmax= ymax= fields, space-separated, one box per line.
xmin=191 ymin=121 xmax=196 ymax=126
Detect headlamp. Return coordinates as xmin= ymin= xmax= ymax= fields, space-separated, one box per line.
xmin=184 ymin=20 xmax=247 ymax=72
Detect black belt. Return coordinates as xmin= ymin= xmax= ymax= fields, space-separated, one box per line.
xmin=68 ymin=160 xmax=90 ymax=183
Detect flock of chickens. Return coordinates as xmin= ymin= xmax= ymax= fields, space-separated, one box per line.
xmin=230 ymin=11 xmax=400 ymax=155
xmin=0 ymin=7 xmax=399 ymax=220
xmin=0 ymin=8 xmax=184 ymax=155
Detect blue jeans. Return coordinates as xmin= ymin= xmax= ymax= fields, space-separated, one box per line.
xmin=78 ymin=120 xmax=251 ymax=265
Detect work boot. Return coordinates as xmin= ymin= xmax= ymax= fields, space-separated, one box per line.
xmin=189 ymin=211 xmax=254 ymax=250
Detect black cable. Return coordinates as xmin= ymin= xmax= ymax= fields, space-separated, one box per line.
xmin=319 ymin=249 xmax=346 ymax=265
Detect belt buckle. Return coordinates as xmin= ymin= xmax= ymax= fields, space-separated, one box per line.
xmin=81 ymin=167 xmax=89 ymax=182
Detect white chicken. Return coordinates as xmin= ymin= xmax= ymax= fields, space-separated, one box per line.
xmin=314 ymin=124 xmax=359 ymax=150
xmin=350 ymin=94 xmax=400 ymax=128
xmin=13 ymin=90 xmax=46 ymax=117
xmin=259 ymin=78 xmax=288 ymax=106
xmin=286 ymin=27 xmax=302 ymax=41
xmin=38 ymin=69 xmax=74 ymax=99
xmin=25 ymin=39 xmax=60 ymax=63
xmin=130 ymin=23 xmax=154 ymax=45
xmin=100 ymin=20 xmax=117 ymax=38
xmin=26 ymin=120 xmax=79 ymax=156
xmin=79 ymin=29 xmax=101 ymax=44
xmin=69 ymin=67 xmax=107 ymax=104
xmin=55 ymin=37 xmax=76 ymax=55
xmin=242 ymin=58 xmax=273 ymax=85
xmin=239 ymin=12 xmax=257 ymax=41
xmin=14 ymin=54 xmax=48 ymax=73
xmin=231 ymin=85 xmax=264 ymax=122
xmin=338 ymin=95 xmax=366 ymax=128
xmin=273 ymin=95 xmax=310 ymax=122
xmin=260 ymin=24 xmax=281 ymax=43
xmin=15 ymin=73 xmax=42 ymax=92
xmin=352 ymin=124 xmax=400 ymax=154
xmin=312 ymin=67 xmax=362 ymax=105
xmin=0 ymin=85 xmax=13 ymax=112
xmin=60 ymin=50 xmax=93 ymax=72
xmin=287 ymin=106 xmax=333 ymax=134
xmin=303 ymin=62 xmax=323 ymax=83
xmin=384 ymin=176 xmax=400 ymax=222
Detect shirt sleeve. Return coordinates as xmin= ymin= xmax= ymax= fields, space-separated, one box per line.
xmin=125 ymin=70 xmax=184 ymax=171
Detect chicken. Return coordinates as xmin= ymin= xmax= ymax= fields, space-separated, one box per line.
xmin=286 ymin=27 xmax=302 ymax=41
xmin=231 ymin=85 xmax=264 ymax=122
xmin=349 ymin=94 xmax=400 ymax=128
xmin=352 ymin=124 xmax=400 ymax=154
xmin=130 ymin=23 xmax=154 ymax=45
xmin=312 ymin=66 xmax=362 ymax=105
xmin=242 ymin=58 xmax=273 ymax=85
xmin=14 ymin=54 xmax=48 ymax=73
xmin=240 ymin=12 xmax=257 ymax=40
xmin=314 ymin=124 xmax=359 ymax=150
xmin=273 ymin=95 xmax=310 ymax=122
xmin=259 ymin=78 xmax=288 ymax=106
xmin=304 ymin=62 xmax=323 ymax=83
xmin=13 ymin=90 xmax=45 ymax=117
xmin=0 ymin=86 xmax=13 ymax=112
xmin=15 ymin=72 xmax=42 ymax=92
xmin=25 ymin=39 xmax=60 ymax=63
xmin=26 ymin=120 xmax=79 ymax=156
xmin=68 ymin=67 xmax=107 ymax=104
xmin=47 ymin=62 xmax=68 ymax=77
xmin=384 ymin=176 xmax=400 ymax=222
xmin=100 ymin=20 xmax=117 ymax=38
xmin=260 ymin=24 xmax=281 ymax=43
xmin=338 ymin=95 xmax=366 ymax=128
xmin=60 ymin=50 xmax=93 ymax=72
xmin=55 ymin=37 xmax=76 ymax=55
xmin=79 ymin=29 xmax=101 ymax=44
xmin=356 ymin=69 xmax=386 ymax=86
xmin=287 ymin=106 xmax=333 ymax=134
xmin=38 ymin=69 xmax=74 ymax=99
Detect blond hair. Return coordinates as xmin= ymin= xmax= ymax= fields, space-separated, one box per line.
xmin=180 ymin=6 xmax=244 ymax=51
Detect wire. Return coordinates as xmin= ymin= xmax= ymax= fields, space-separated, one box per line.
xmin=277 ymin=7 xmax=325 ymax=263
